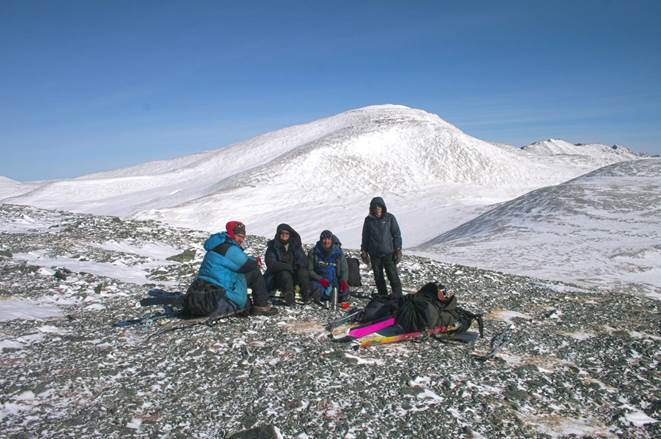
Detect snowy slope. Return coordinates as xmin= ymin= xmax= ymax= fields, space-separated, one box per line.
xmin=0 ymin=176 xmax=40 ymax=200
xmin=415 ymin=159 xmax=661 ymax=299
xmin=2 ymin=105 xmax=639 ymax=248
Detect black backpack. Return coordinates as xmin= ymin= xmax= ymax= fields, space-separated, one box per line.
xmin=395 ymin=290 xmax=483 ymax=336
xmin=183 ymin=279 xmax=228 ymax=317
xmin=357 ymin=295 xmax=398 ymax=323
xmin=346 ymin=257 xmax=362 ymax=287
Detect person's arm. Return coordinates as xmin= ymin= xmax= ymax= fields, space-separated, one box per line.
xmin=223 ymin=245 xmax=249 ymax=272
xmin=338 ymin=253 xmax=349 ymax=283
xmin=236 ymin=258 xmax=258 ymax=273
xmin=360 ymin=218 xmax=369 ymax=253
xmin=307 ymin=250 xmax=322 ymax=282
xmin=360 ymin=218 xmax=370 ymax=263
xmin=390 ymin=214 xmax=402 ymax=250
xmin=294 ymin=247 xmax=307 ymax=269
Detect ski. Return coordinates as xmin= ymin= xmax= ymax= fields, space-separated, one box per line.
xmin=113 ymin=305 xmax=178 ymax=328
xmin=142 ymin=307 xmax=247 ymax=343
xmin=330 ymin=316 xmax=397 ymax=342
xmin=357 ymin=324 xmax=451 ymax=349
xmin=348 ymin=317 xmax=396 ymax=338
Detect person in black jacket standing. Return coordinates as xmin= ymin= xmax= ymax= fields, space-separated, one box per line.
xmin=264 ymin=223 xmax=311 ymax=306
xmin=361 ymin=197 xmax=403 ymax=298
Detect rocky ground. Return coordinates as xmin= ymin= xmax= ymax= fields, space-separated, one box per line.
xmin=0 ymin=204 xmax=658 ymax=438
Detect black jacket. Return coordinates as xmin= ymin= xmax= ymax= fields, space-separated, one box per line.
xmin=361 ymin=197 xmax=402 ymax=257
xmin=265 ymin=223 xmax=307 ymax=275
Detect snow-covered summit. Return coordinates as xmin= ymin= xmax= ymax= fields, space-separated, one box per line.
xmin=2 ymin=105 xmax=642 ymax=246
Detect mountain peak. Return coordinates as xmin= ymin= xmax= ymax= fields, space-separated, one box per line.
xmin=4 ymin=105 xmax=640 ymax=247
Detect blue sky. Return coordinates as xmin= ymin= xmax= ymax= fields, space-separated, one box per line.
xmin=1 ymin=0 xmax=660 ymax=181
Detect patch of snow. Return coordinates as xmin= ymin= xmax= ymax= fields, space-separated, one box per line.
xmin=12 ymin=251 xmax=176 ymax=286
xmin=561 ymin=331 xmax=595 ymax=341
xmin=628 ymin=331 xmax=661 ymax=341
xmin=0 ymin=298 xmax=63 ymax=322
xmin=344 ymin=353 xmax=385 ymax=365
xmin=38 ymin=325 xmax=68 ymax=335
xmin=91 ymin=239 xmax=184 ymax=260
xmin=416 ymin=388 xmax=444 ymax=404
xmin=522 ymin=414 xmax=614 ymax=438
xmin=622 ymin=408 xmax=657 ymax=427
xmin=126 ymin=417 xmax=142 ymax=430
xmin=488 ymin=309 xmax=531 ymax=323
xmin=85 ymin=303 xmax=106 ymax=311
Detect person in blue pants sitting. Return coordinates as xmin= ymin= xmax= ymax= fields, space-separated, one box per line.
xmin=307 ymin=230 xmax=350 ymax=304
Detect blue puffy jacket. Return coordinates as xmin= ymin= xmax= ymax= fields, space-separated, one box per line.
xmin=197 ymin=232 xmax=252 ymax=309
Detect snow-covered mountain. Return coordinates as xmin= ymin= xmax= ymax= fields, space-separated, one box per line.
xmin=415 ymin=159 xmax=661 ymax=299
xmin=1 ymin=105 xmax=639 ymax=248
xmin=0 ymin=176 xmax=40 ymax=200
xmin=523 ymin=138 xmax=637 ymax=157
xmin=521 ymin=138 xmax=640 ymax=169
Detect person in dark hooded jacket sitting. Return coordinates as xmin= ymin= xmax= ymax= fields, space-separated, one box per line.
xmin=361 ymin=196 xmax=403 ymax=298
xmin=308 ymin=230 xmax=350 ymax=304
xmin=264 ymin=223 xmax=311 ymax=306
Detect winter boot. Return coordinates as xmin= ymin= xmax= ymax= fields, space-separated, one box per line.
xmin=252 ymin=305 xmax=279 ymax=316
xmin=283 ymin=289 xmax=296 ymax=306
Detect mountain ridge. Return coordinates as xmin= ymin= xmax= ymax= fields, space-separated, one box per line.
xmin=1 ymin=105 xmax=642 ymax=249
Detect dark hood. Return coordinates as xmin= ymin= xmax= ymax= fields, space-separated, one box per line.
xmin=369 ymin=197 xmax=387 ymax=216
xmin=274 ymin=223 xmax=302 ymax=248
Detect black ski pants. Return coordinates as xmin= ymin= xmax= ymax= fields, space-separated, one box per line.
xmin=245 ymin=267 xmax=270 ymax=307
xmin=272 ymin=267 xmax=311 ymax=302
xmin=370 ymin=253 xmax=402 ymax=298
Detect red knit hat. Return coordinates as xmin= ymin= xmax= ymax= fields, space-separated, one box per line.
xmin=225 ymin=221 xmax=246 ymax=240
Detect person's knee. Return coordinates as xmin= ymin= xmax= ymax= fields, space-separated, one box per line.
xmin=245 ymin=267 xmax=261 ymax=282
xmin=276 ymin=271 xmax=294 ymax=289
xmin=279 ymin=270 xmax=293 ymax=281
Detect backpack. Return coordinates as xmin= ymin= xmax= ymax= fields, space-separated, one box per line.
xmin=395 ymin=292 xmax=483 ymax=336
xmin=183 ymin=279 xmax=228 ymax=317
xmin=346 ymin=257 xmax=362 ymax=287
xmin=357 ymin=295 xmax=398 ymax=323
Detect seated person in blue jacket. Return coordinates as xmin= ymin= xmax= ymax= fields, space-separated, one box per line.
xmin=187 ymin=220 xmax=278 ymax=316
xmin=308 ymin=230 xmax=350 ymax=303
xmin=264 ymin=223 xmax=311 ymax=306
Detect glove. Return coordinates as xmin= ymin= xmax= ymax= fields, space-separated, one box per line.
xmin=339 ymin=280 xmax=349 ymax=294
xmin=319 ymin=278 xmax=330 ymax=288
xmin=393 ymin=249 xmax=402 ymax=264
xmin=360 ymin=250 xmax=369 ymax=265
